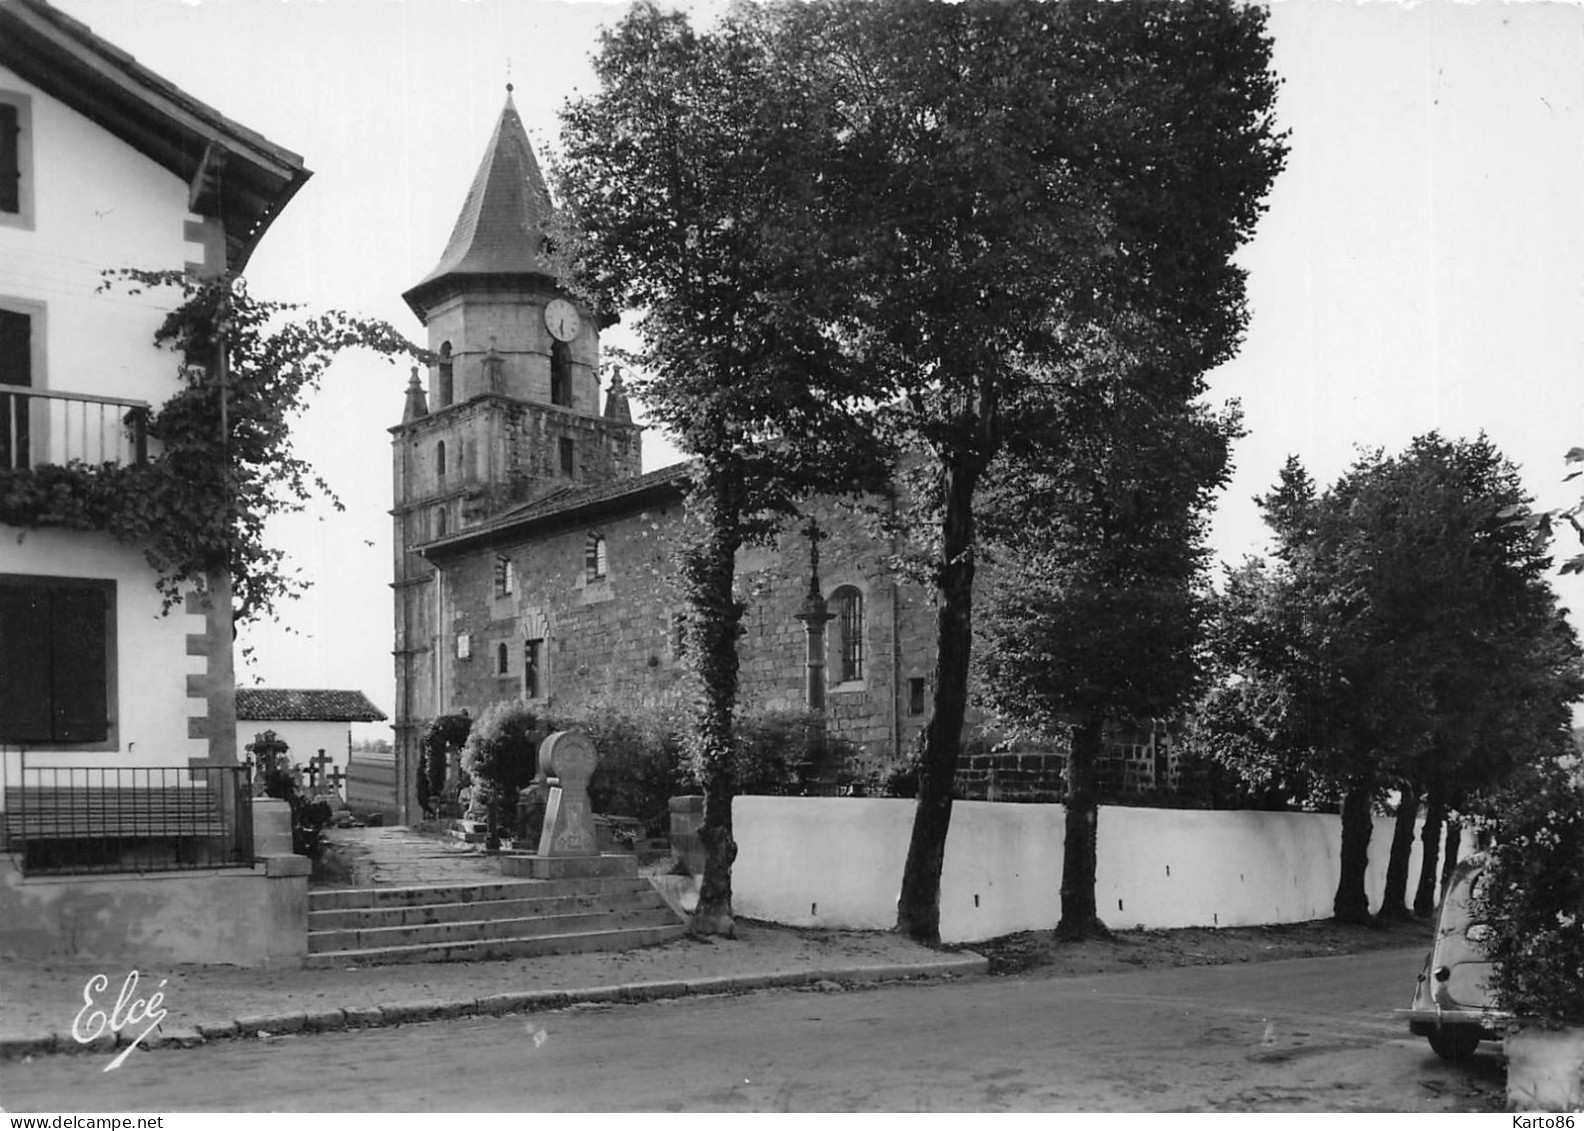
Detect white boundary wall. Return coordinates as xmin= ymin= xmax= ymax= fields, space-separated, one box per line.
xmin=732 ymin=797 xmax=1425 ymax=944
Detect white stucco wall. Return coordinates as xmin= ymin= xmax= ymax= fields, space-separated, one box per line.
xmin=0 ymin=63 xmax=203 ymax=408
xmin=236 ymin=720 xmax=352 ymax=783
xmin=0 ymin=66 xmax=217 ymax=789
xmin=732 ymin=797 xmax=1425 ymax=943
xmin=1 ymin=528 xmax=205 ymax=785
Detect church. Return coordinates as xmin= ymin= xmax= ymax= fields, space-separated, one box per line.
xmin=387 ymin=93 xmax=945 ymax=824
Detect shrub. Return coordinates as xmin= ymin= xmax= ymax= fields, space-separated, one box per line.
xmin=419 ymin=712 xmax=472 ymax=815
xmin=1473 ymin=746 xmax=1584 ymax=1025
xmin=555 ymin=702 xmax=688 ymax=837
xmin=689 ymin=708 xmax=866 ymax=794
xmin=462 ymin=700 xmax=547 ymax=843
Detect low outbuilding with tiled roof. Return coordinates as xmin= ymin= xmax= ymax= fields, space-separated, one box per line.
xmin=236 ymin=689 xmax=389 ymax=802
xmin=236 ymin=688 xmax=388 ymax=724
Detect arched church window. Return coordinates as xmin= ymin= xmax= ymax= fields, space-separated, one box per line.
xmin=833 ymin=586 xmax=864 ymax=683
xmin=435 ymin=505 xmax=447 ymax=538
xmin=437 ymin=341 xmax=454 ymax=408
xmin=436 ymin=440 xmax=446 ymax=489
xmin=585 ymin=532 xmax=607 ymax=582
xmin=496 ymin=641 xmax=510 ymax=676
xmin=550 ymin=340 xmax=572 ymax=407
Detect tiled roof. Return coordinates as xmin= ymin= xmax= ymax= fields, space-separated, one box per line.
xmin=419 ymin=462 xmax=693 ymax=558
xmin=236 ymin=689 xmax=388 ymax=723
xmin=403 ymin=92 xmax=559 ymax=317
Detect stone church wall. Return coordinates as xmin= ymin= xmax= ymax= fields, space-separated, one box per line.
xmin=433 ymin=488 xmax=944 ymax=771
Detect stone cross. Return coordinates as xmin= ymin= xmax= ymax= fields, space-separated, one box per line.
xmin=536 ymin=730 xmax=600 ymax=857
xmin=324 ymin=765 xmax=347 ymax=797
xmin=307 ymin=749 xmax=334 ymax=792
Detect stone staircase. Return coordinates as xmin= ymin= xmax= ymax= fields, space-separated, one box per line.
xmin=305 ymin=874 xmax=686 ymax=968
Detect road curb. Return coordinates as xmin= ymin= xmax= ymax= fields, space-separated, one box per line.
xmin=0 ymin=951 xmax=986 ymax=1060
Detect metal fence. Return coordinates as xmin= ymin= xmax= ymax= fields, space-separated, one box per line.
xmin=0 ymin=384 xmax=149 ymax=470
xmin=2 ymin=761 xmax=253 ymax=876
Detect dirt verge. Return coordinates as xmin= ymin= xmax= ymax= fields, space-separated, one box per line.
xmin=968 ymin=915 xmax=1434 ymax=978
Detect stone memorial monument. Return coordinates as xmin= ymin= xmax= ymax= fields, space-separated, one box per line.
xmin=509 ymin=729 xmax=638 ymax=880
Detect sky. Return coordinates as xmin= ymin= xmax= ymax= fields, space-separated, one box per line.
xmin=44 ymin=0 xmax=1584 ymax=736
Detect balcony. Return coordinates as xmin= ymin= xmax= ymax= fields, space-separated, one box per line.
xmin=0 ymin=383 xmax=150 ymax=471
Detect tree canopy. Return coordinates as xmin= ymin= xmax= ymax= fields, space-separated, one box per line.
xmin=558 ymin=0 xmax=1287 ymax=942
xmin=1195 ymin=434 xmax=1584 ymax=922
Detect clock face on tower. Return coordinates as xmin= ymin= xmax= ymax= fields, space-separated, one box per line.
xmin=544 ymin=299 xmax=582 ymax=342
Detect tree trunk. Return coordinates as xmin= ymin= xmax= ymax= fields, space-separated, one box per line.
xmin=685 ymin=473 xmax=745 ymax=938
xmin=1412 ymin=786 xmax=1447 ymax=916
xmin=896 ymin=458 xmax=979 ymax=944
xmin=1333 ymin=779 xmax=1375 ymax=924
xmin=1440 ymin=818 xmax=1462 ymax=889
xmin=1057 ymin=714 xmax=1109 ymax=940
xmin=1377 ymin=786 xmax=1419 ymax=921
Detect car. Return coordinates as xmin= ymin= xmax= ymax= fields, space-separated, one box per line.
xmin=1399 ymin=852 xmax=1505 ymax=1060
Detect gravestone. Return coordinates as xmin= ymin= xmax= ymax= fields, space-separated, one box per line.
xmin=538 ymin=730 xmax=599 ymax=856
xmin=509 ymin=729 xmax=637 ymax=880
xmin=307 ymin=749 xmax=334 ymax=792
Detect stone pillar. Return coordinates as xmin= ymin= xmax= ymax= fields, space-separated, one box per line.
xmin=795 ymin=590 xmax=834 ymax=712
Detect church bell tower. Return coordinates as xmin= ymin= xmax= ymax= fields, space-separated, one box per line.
xmin=389 ymin=86 xmax=642 ymax=822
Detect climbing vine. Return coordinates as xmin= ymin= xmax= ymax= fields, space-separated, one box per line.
xmin=0 ymin=269 xmax=426 ymax=624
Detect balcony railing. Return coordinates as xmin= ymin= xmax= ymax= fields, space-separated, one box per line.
xmin=2 ymin=758 xmax=254 ymax=876
xmin=0 ymin=383 xmax=150 ymax=471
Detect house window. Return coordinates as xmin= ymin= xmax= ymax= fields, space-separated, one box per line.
xmin=0 ymin=93 xmax=33 ymax=227
xmin=524 ymin=638 xmax=544 ymax=699
xmin=436 ymin=440 xmax=446 ymax=489
xmin=908 ymin=677 xmax=927 ymax=717
xmin=0 ymin=306 xmax=31 ymax=470
xmin=833 ymin=586 xmax=864 ymax=683
xmin=550 ymin=341 xmax=572 ymax=407
xmin=585 ymin=532 xmax=607 ymax=582
xmin=496 ymin=641 xmax=510 ymax=676
xmin=0 ymin=576 xmax=114 ymax=745
xmin=436 ymin=341 xmax=454 ymax=408
xmin=494 ymin=555 xmax=515 ymax=597
xmin=559 ymin=436 xmax=575 ymax=476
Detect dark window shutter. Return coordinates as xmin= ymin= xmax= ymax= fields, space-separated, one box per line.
xmin=0 ymin=308 xmax=30 ymax=470
xmin=0 ymin=585 xmax=56 ymax=742
xmin=0 ymin=103 xmax=18 ymax=214
xmin=0 ymin=308 xmax=28 ymax=387
xmin=52 ymin=586 xmax=108 ymax=743
xmin=0 ymin=582 xmax=109 ymax=744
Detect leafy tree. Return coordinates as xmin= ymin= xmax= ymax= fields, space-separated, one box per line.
xmin=558 ymin=4 xmax=885 ymax=935
xmin=1197 ymin=436 xmax=1582 ymax=924
xmin=786 ymin=0 xmax=1284 ymax=942
xmin=560 ymin=0 xmax=1283 ymax=944
xmin=980 ymin=384 xmax=1239 ymax=938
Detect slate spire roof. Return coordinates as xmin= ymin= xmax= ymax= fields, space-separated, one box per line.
xmin=403 ymin=88 xmax=560 ymax=319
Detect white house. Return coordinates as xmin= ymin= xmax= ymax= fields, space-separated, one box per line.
xmin=0 ymin=0 xmax=312 ymax=966
xmin=236 ymin=688 xmax=388 ymax=797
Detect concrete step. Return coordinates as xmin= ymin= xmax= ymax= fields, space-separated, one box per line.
xmin=302 ymin=922 xmax=689 ymax=968
xmin=308 ymin=875 xmax=646 ymax=911
xmin=308 ymin=888 xmax=668 ymax=932
xmin=308 ymin=906 xmax=682 ymax=953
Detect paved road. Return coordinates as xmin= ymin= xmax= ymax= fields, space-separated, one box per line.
xmin=0 ymin=946 xmax=1505 ymax=1112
